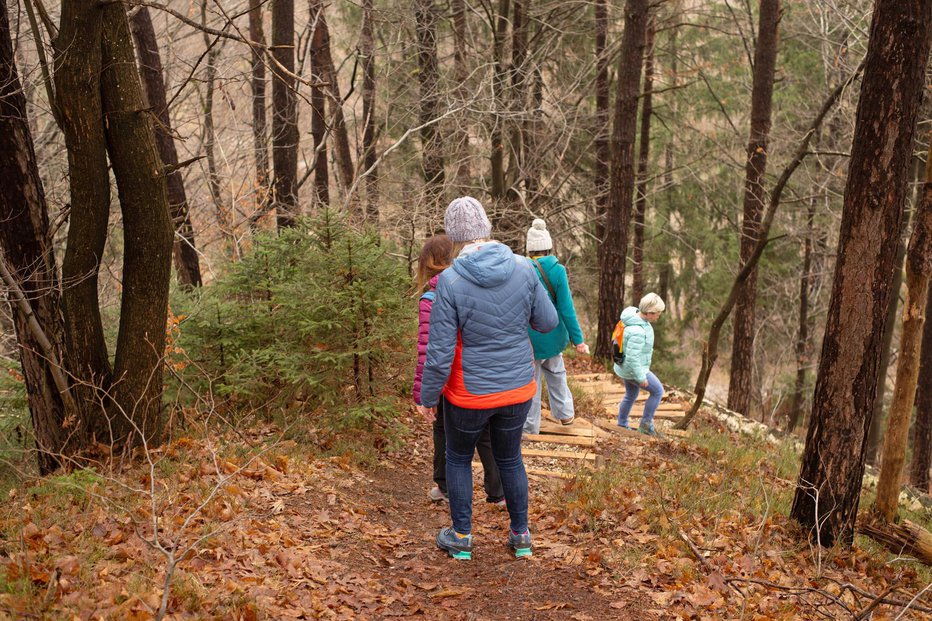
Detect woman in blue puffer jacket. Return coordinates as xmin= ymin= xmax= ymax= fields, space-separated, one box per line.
xmin=417 ymin=197 xmax=558 ymax=561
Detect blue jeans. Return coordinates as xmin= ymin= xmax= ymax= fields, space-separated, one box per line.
xmin=524 ymin=354 xmax=575 ymax=434
xmin=616 ymin=372 xmax=664 ymax=428
xmin=445 ymin=399 xmax=531 ymax=535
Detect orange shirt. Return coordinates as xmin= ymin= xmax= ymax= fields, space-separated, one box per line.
xmin=442 ymin=334 xmax=537 ymax=409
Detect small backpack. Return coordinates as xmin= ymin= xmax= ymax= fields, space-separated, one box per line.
xmin=611 ymin=320 xmax=625 ymax=365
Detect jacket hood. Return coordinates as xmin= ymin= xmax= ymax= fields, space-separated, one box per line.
xmin=453 ymin=242 xmax=516 ymax=288
xmin=621 ymin=306 xmax=647 ymax=327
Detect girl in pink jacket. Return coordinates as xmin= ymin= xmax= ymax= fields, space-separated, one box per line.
xmin=413 ymin=235 xmax=504 ymax=505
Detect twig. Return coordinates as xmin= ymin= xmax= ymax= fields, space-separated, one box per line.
xmin=855 ymin=584 xmax=898 ymax=620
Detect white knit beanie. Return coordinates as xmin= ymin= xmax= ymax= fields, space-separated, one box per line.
xmin=639 ymin=292 xmax=666 ymax=314
xmin=444 ymin=196 xmax=492 ymax=242
xmin=525 ymin=218 xmax=553 ymax=253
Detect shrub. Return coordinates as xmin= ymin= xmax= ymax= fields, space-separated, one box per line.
xmin=171 ymin=213 xmax=413 ymax=432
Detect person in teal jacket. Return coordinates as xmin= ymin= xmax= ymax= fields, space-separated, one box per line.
xmin=524 ymin=219 xmax=589 ymax=435
xmin=614 ymin=293 xmax=666 ymax=436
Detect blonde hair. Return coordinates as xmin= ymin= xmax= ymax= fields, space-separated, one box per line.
xmin=639 ymin=292 xmax=666 ymax=314
xmin=415 ymin=234 xmax=454 ymax=293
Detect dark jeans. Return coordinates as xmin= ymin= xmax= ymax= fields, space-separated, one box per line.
xmin=444 ymin=398 xmax=531 ymax=535
xmin=432 ymin=397 xmax=504 ymax=499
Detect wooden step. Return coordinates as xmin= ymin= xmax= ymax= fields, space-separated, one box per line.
xmin=527 ymin=468 xmax=576 ymax=480
xmin=538 ymin=421 xmax=597 ymax=437
xmin=540 ymin=414 xmax=612 ymax=437
xmin=601 ymin=400 xmax=682 ymax=410
xmin=604 ymin=413 xmax=685 ymax=423
xmin=567 ymin=373 xmax=616 ymax=382
xmin=523 ymin=433 xmax=596 ymax=447
xmin=522 ymin=448 xmax=597 ymax=461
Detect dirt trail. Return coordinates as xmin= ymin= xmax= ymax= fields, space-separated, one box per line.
xmin=286 ymin=429 xmax=654 ymax=620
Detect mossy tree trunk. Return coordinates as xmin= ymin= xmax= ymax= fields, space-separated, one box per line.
xmin=99 ymin=2 xmax=174 ymax=447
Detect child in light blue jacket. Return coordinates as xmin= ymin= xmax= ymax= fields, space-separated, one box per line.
xmin=614 ymin=293 xmax=665 ymax=436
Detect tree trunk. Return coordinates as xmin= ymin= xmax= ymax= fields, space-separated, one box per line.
xmin=727 ymin=0 xmax=780 ymax=417
xmin=54 ymin=0 xmax=113 ymax=436
xmin=594 ymin=0 xmax=648 ymax=360
xmin=790 ymin=0 xmax=931 ymax=547
xmin=490 ymin=0 xmax=509 ymax=204
xmin=309 ymin=0 xmax=329 ymax=207
xmin=249 ymin=0 xmax=270 ymax=224
xmin=631 ymin=15 xmax=654 ymax=305
xmin=201 ymin=2 xmax=236 ymax=256
xmin=415 ymin=0 xmax=445 ymax=211
xmin=306 ymin=2 xmax=354 ymax=204
xmin=658 ymin=25 xmax=677 ymax=308
xmin=523 ymin=66 xmax=542 ymax=203
xmin=360 ymin=0 xmax=378 ymax=224
xmin=450 ymin=0 xmax=470 ymax=188
xmin=874 ymin=137 xmax=932 ymax=523
xmin=786 ymin=197 xmax=815 ymax=434
xmin=0 ymin=1 xmax=71 ymax=473
xmin=129 ymin=7 xmax=201 ymax=290
xmin=593 ymin=0 xmax=609 ymax=244
xmin=910 ymin=281 xmax=932 ymax=492
xmin=866 ymin=226 xmax=908 ymax=464
xmin=99 ymin=2 xmax=174 ymax=446
xmin=506 ymin=0 xmax=527 ymax=200
xmin=272 ymin=0 xmax=298 ymax=229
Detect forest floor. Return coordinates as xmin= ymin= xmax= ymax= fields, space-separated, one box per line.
xmin=0 ymin=363 xmax=930 ymax=619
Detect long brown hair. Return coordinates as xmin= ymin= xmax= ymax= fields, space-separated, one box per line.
xmin=415 ymin=234 xmax=454 ymax=293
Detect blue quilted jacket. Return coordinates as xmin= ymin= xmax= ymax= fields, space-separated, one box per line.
xmin=419 ymin=241 xmax=558 ymax=409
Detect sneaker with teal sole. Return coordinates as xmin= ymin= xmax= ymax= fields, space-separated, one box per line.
xmin=436 ymin=527 xmax=473 ymax=560
xmin=638 ymin=422 xmax=661 ymax=438
xmin=508 ymin=529 xmax=533 ymax=558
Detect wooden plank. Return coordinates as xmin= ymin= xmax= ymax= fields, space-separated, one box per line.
xmin=602 ymin=400 xmax=683 ymax=410
xmin=567 ymin=373 xmax=616 ymax=382
xmin=538 ymin=421 xmax=596 ymax=437
xmin=540 ymin=414 xmax=612 ymax=438
xmin=523 ymin=434 xmax=596 ymax=447
xmin=603 ymin=412 xmax=685 ymax=422
xmin=522 ymin=448 xmax=597 ymax=461
xmin=527 ymin=468 xmax=576 ymax=480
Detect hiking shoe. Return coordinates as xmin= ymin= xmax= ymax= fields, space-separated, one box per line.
xmin=560 ymin=416 xmax=575 ymax=426
xmin=429 ymin=486 xmax=449 ymax=503
xmin=436 ymin=527 xmax=473 ymax=560
xmin=508 ymin=529 xmax=533 ymax=558
xmin=486 ymin=495 xmax=507 ymax=508
xmin=618 ymin=423 xmax=632 ymax=430
xmin=638 ymin=422 xmax=660 ymax=438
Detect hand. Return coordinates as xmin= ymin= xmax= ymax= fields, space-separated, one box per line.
xmin=575 ymin=342 xmax=590 ymax=355
xmin=416 ymin=404 xmax=436 ymax=422
xmin=639 ymin=380 xmax=649 ymax=388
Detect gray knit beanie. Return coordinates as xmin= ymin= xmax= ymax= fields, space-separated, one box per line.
xmin=525 ymin=218 xmax=553 ymax=253
xmin=444 ymin=196 xmax=492 ymax=242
